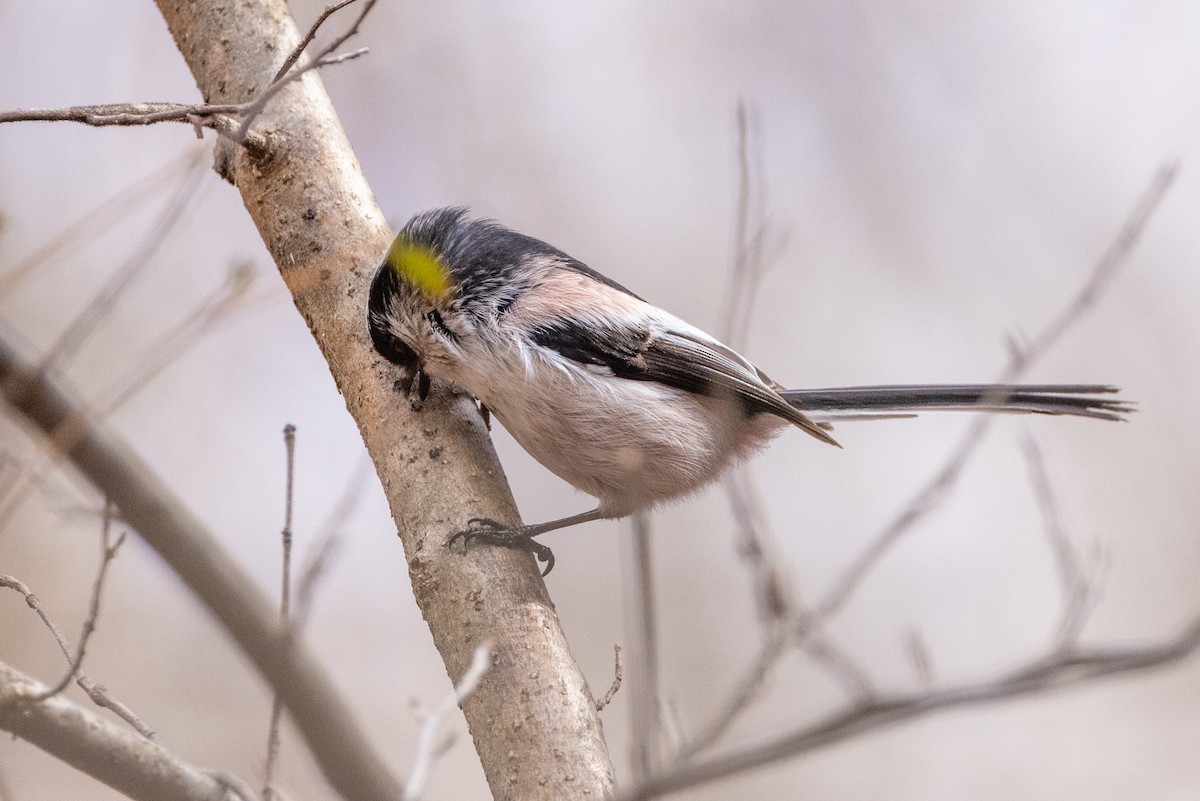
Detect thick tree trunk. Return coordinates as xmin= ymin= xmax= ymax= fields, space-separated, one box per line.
xmin=152 ymin=1 xmax=615 ymax=797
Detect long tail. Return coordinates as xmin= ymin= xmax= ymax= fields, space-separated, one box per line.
xmin=779 ymin=384 xmax=1132 ymax=423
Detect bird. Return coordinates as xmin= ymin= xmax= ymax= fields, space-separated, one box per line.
xmin=367 ymin=207 xmax=1129 ymax=574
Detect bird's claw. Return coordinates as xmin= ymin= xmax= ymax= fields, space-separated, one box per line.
xmin=447 ymin=517 xmax=556 ymax=575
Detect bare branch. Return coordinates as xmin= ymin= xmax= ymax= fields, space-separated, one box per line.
xmin=699 ymin=102 xmax=872 ymax=758
xmin=816 ymin=161 xmax=1178 ymax=620
xmin=32 ymin=499 xmax=125 ymax=700
xmin=0 ymin=330 xmax=405 ymax=801
xmin=677 ymin=630 xmax=788 ymax=761
xmin=209 ymin=770 xmax=258 ymax=801
xmin=1020 ymin=434 xmax=1098 ymax=645
xmin=39 ymin=161 xmax=210 ymax=371
xmin=627 ymin=511 xmax=664 ymax=779
xmin=404 ymin=642 xmax=493 ymax=801
xmin=0 ymin=520 xmax=152 ymax=738
xmin=264 ymin=424 xmax=298 ymax=801
xmin=0 ymin=146 xmax=205 ymax=299
xmin=231 ymin=0 xmax=376 ymax=144
xmin=294 ymin=451 xmax=374 ymax=630
xmin=272 ymin=0 xmax=365 ymax=81
xmin=0 ymin=103 xmax=268 ymax=152
xmin=0 ymin=0 xmax=377 ymax=151
xmin=724 ymin=471 xmax=795 ymax=625
xmin=905 ymin=629 xmax=935 ymax=688
xmin=619 ymin=614 xmax=1200 ymax=801
xmin=13 ymin=0 xmax=616 ymax=794
xmin=0 ymin=102 xmax=241 ymax=125
xmin=0 ymin=660 xmax=236 ymax=801
xmin=596 ymin=645 xmax=624 ymax=712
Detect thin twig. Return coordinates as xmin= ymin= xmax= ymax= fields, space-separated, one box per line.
xmin=1020 ymin=434 xmax=1097 ymax=645
xmin=724 ymin=471 xmax=794 ymax=625
xmin=677 ymin=629 xmax=788 ymax=760
xmin=721 ymin=99 xmax=786 ymax=349
xmin=627 ymin=511 xmax=663 ymax=779
xmin=403 ymin=642 xmax=493 ymax=800
xmin=0 ymin=330 xmax=406 ymax=800
xmin=0 ymin=146 xmax=205 ymax=299
xmin=596 ymin=645 xmax=624 ymax=711
xmin=0 ymin=261 xmax=259 ymax=538
xmin=619 ymin=613 xmax=1200 ymax=801
xmin=0 ymin=160 xmax=211 ymax=528
xmin=208 ymin=770 xmax=258 ymax=801
xmin=905 ymin=629 xmax=935 ymax=688
xmin=815 ymin=161 xmax=1179 ymax=621
xmin=0 ymin=103 xmax=268 ymax=153
xmin=294 ymin=451 xmax=375 ymax=630
xmin=235 ymin=0 xmax=377 ymax=142
xmin=263 ymin=424 xmax=297 ymax=801
xmin=33 ymin=499 xmax=125 ymax=700
xmin=92 ymin=261 xmax=257 ymax=415
xmin=697 ymin=101 xmax=869 ymax=759
xmin=0 ymin=513 xmax=151 ymax=737
xmin=0 ymin=0 xmax=377 ymax=152
xmin=0 ymin=661 xmax=236 ymax=801
xmin=272 ymin=0 xmax=363 ymax=81
xmin=39 ymin=159 xmax=210 ymax=371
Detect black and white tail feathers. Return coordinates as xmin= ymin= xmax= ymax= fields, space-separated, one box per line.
xmin=780 ymin=384 xmax=1131 ymax=423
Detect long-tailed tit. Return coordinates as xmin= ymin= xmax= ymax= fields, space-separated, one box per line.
xmin=368 ymin=208 xmax=1129 ymax=573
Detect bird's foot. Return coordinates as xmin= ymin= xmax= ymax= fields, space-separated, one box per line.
xmin=447 ymin=517 xmax=556 ymax=576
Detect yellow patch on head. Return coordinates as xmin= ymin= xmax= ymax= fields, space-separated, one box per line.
xmin=385 ymin=236 xmax=453 ymax=301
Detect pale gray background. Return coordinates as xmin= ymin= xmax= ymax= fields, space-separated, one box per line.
xmin=1 ymin=1 xmax=1198 ymax=799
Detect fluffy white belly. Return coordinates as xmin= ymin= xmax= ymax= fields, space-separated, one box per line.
xmin=470 ymin=359 xmax=786 ymax=516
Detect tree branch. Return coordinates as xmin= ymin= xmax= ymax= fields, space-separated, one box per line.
xmin=0 ymin=660 xmax=235 ymax=801
xmin=0 ymin=561 xmax=151 ymax=739
xmin=0 ymin=333 xmax=403 ymax=801
xmin=31 ymin=499 xmax=125 ymax=701
xmin=0 ymin=1 xmax=375 ymax=153
xmin=815 ymin=160 xmax=1178 ymax=620
xmin=152 ymin=0 xmax=614 ymax=796
xmin=2 ymin=0 xmax=615 ymax=796
xmin=619 ymin=614 xmax=1200 ymax=801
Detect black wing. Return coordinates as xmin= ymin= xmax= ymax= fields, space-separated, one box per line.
xmin=529 ymin=317 xmax=838 ymax=446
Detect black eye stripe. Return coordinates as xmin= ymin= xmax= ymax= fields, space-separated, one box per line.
xmin=428 ymin=309 xmax=458 ymax=341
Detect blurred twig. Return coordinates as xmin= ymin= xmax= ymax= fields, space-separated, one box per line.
xmin=721 ymin=99 xmax=788 ymax=349
xmin=618 ymin=612 xmax=1200 ymax=801
xmin=0 ymin=147 xmax=205 ymax=299
xmin=815 ymin=160 xmax=1178 ymax=621
xmin=91 ymin=261 xmax=258 ymax=415
xmin=263 ymin=424 xmax=297 ymax=801
xmin=1021 ymin=434 xmax=1100 ymax=646
xmin=38 ymin=162 xmax=210 ymax=371
xmin=31 ymin=498 xmax=125 ymax=701
xmin=403 ymin=642 xmax=492 ymax=801
xmin=0 ymin=259 xmax=260 ymax=531
xmin=0 ymin=661 xmax=236 ymax=801
xmin=643 ymin=126 xmax=1184 ymax=798
xmin=0 ymin=501 xmax=149 ymax=736
xmin=0 ymin=329 xmax=406 ymax=801
xmin=627 ymin=511 xmax=663 ymax=779
xmin=294 ymin=451 xmax=374 ymax=630
xmin=688 ymin=100 xmax=872 ymax=761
